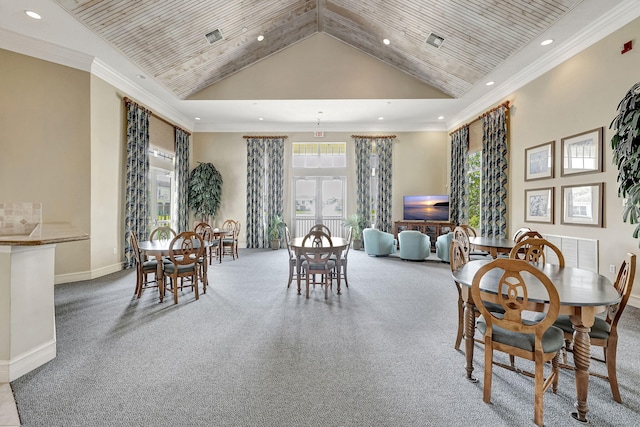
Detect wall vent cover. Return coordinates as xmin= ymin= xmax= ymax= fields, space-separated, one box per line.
xmin=205 ymin=29 xmax=223 ymax=44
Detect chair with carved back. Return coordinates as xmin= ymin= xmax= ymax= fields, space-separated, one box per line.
xmin=509 ymin=237 xmax=565 ymax=267
xmin=333 ymin=226 xmax=352 ymax=288
xmin=162 ymin=231 xmax=205 ymax=304
xmin=130 ymin=231 xmax=161 ymax=299
xmin=459 ymin=224 xmax=490 ymax=258
xmin=450 ymin=240 xmax=504 ymax=350
xmin=515 ymin=230 xmax=544 ymax=242
xmin=453 ymin=226 xmax=472 ymax=261
xmin=194 ymin=222 xmax=218 ymax=265
xmin=512 ymin=227 xmax=532 ymax=242
xmin=472 ymin=258 xmax=564 ymax=427
xmin=554 ymin=252 xmax=636 ymax=403
xmin=284 ymin=226 xmax=300 ymax=288
xmin=300 ymin=230 xmax=336 ymax=299
xmin=221 ymin=219 xmax=240 ymax=259
xmin=310 ymin=223 xmax=332 ymax=238
xmin=149 ymin=226 xmax=177 ymax=241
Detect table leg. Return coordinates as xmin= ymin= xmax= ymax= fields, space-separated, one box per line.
xmin=570 ymin=314 xmax=593 ymax=423
xmin=296 ymin=250 xmax=302 ymax=295
xmin=335 ymin=250 xmax=341 ymax=295
xmin=155 ymin=254 xmax=164 ymax=303
xmin=218 ymin=234 xmax=223 ymax=263
xmin=462 ymin=289 xmax=478 ymax=382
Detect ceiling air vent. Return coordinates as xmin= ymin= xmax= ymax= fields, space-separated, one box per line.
xmin=426 ymin=32 xmax=445 ymax=48
xmin=205 ymin=29 xmax=223 ymax=44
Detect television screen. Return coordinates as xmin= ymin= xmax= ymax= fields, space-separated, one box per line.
xmin=403 ymin=195 xmax=450 ymax=221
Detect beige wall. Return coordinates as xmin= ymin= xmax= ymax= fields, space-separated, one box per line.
xmin=90 ymin=75 xmax=127 ymax=276
xmin=0 ymin=48 xmax=91 ymax=277
xmin=453 ymin=17 xmax=640 ymax=303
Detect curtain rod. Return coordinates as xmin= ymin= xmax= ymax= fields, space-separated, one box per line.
xmin=242 ymin=135 xmax=288 ymax=139
xmin=350 ymin=135 xmax=397 ymax=139
xmin=123 ymin=97 xmax=192 ymax=136
xmin=449 ymin=101 xmax=510 ymax=136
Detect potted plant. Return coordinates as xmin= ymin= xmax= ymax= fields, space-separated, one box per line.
xmin=188 ymin=162 xmax=223 ymax=224
xmin=611 ymin=82 xmax=640 ymax=244
xmin=268 ymin=215 xmax=286 ymax=250
xmin=344 ymin=213 xmax=370 ymax=250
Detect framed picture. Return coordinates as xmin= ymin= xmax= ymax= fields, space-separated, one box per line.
xmin=561 ymin=183 xmax=604 ymax=227
xmin=561 ymin=127 xmax=603 ymax=176
xmin=525 ymin=141 xmax=554 ymax=181
xmin=525 ymin=187 xmax=554 ymax=223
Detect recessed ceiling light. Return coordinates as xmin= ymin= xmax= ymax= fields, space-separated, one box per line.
xmin=486 ymin=81 xmax=495 ymax=86
xmin=136 ymin=74 xmax=146 ymax=80
xmin=438 ymin=116 xmax=444 ymax=120
xmin=257 ymin=35 xmax=264 ymax=42
xmin=258 ymin=117 xmax=264 ymax=121
xmin=195 ymin=117 xmax=201 ymax=121
xmin=383 ymin=38 xmax=390 ymax=45
xmin=378 ymin=117 xmax=384 ymax=120
xmin=541 ymin=39 xmax=554 ymax=46
xmin=25 ymin=10 xmax=41 ymax=20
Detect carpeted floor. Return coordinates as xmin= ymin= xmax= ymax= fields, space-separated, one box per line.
xmin=10 ymin=249 xmax=640 ymax=426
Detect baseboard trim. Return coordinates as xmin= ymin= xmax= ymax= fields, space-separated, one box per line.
xmin=54 ymin=262 xmax=124 ymax=284
xmin=0 ymin=340 xmax=56 ymax=382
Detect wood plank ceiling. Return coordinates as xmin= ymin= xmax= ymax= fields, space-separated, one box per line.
xmin=55 ymin=0 xmax=582 ymax=100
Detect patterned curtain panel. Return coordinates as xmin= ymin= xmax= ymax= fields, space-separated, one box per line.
xmin=354 ymin=138 xmax=372 ymax=220
xmin=245 ymin=137 xmax=285 ymax=248
xmin=266 ymin=138 xmax=285 ymax=231
xmin=124 ymin=102 xmax=150 ymax=268
xmin=480 ymin=107 xmax=508 ymax=238
xmin=450 ymin=127 xmax=469 ymax=225
xmin=175 ymin=128 xmax=190 ymax=233
xmin=376 ymin=137 xmax=393 ymax=233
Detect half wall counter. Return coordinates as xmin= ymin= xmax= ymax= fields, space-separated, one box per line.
xmin=0 ymin=222 xmax=89 ymax=382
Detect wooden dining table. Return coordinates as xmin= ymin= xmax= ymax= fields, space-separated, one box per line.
xmin=452 ymin=259 xmax=620 ymax=423
xmin=137 ymin=238 xmax=212 ymax=302
xmin=469 ymin=236 xmax=516 ymax=258
xmin=288 ymin=236 xmax=349 ymax=296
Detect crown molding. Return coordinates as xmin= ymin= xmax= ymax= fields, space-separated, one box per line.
xmin=91 ymin=59 xmax=193 ymax=130
xmin=0 ymin=28 xmax=93 ymax=72
xmin=447 ymin=0 xmax=640 ymax=130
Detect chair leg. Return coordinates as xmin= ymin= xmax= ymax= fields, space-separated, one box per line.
xmin=605 ymin=336 xmax=622 ymax=403
xmin=533 ymin=358 xmax=544 ymax=427
xmin=173 ymin=276 xmax=179 ymax=305
xmin=305 ymin=275 xmax=310 ymax=299
xmin=552 ymin=352 xmax=559 ymax=394
xmin=343 ymin=263 xmax=349 ymax=287
xmin=454 ymin=289 xmax=464 ymax=350
xmin=287 ymin=262 xmax=294 ymax=288
xmin=483 ymin=343 xmax=493 ymax=404
xmin=194 ymin=273 xmax=200 ymax=301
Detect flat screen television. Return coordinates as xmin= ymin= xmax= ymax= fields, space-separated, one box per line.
xmin=403 ymin=195 xmax=450 ymax=221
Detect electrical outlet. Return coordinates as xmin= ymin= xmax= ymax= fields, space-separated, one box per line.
xmin=610 ymin=264 xmax=616 ymax=274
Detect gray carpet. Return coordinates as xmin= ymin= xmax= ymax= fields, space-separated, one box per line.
xmin=10 ymin=249 xmax=640 ymax=426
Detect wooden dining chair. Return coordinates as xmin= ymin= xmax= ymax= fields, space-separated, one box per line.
xmin=472 ymin=258 xmax=564 ymax=427
xmin=163 ymin=231 xmax=205 ymax=304
xmin=515 ymin=230 xmax=543 ymax=242
xmin=310 ymin=223 xmax=332 ymax=237
xmin=334 ymin=226 xmax=352 ymax=288
xmin=509 ymin=237 xmax=565 ymax=267
xmin=221 ymin=219 xmax=240 ymax=259
xmin=453 ymin=226 xmax=472 ymax=260
xmin=150 ymin=226 xmax=177 ymax=241
xmin=194 ymin=221 xmax=218 ymax=265
xmin=554 ymin=252 xmax=636 ymax=403
xmin=300 ymin=230 xmax=336 ymax=299
xmin=284 ymin=226 xmax=300 ymax=288
xmin=129 ymin=231 xmax=161 ymax=299
xmin=512 ymin=227 xmax=532 ymax=242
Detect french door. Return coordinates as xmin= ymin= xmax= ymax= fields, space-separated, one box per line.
xmin=293 ymin=176 xmax=345 ymax=237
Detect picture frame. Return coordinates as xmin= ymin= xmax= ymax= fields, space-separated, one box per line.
xmin=525 ymin=187 xmax=554 ymax=223
xmin=561 ymin=183 xmax=604 ymax=227
xmin=561 ymin=127 xmax=603 ymax=176
xmin=525 ymin=141 xmax=554 ymax=181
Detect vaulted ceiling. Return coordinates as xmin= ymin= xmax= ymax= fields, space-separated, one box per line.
xmin=55 ymin=0 xmax=582 ymax=100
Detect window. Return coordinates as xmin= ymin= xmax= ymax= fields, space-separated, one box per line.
xmin=292 ymin=142 xmax=346 ymax=168
xmin=467 ymin=151 xmax=481 ymax=228
xmin=148 ymin=147 xmax=176 ymax=230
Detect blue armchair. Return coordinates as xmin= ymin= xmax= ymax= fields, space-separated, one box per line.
xmin=362 ymin=228 xmax=397 ymax=256
xmin=398 ymin=230 xmax=431 ymax=261
xmin=435 ymin=232 xmax=453 ymax=262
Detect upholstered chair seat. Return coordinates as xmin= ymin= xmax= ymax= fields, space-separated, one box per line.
xmin=398 ymin=230 xmax=430 ymax=260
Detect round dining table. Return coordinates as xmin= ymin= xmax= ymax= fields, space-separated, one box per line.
xmin=138 ymin=238 xmax=212 ymax=302
xmin=452 ymin=259 xmax=620 ymax=423
xmin=469 ymin=236 xmax=515 ymax=258
xmin=288 ymin=236 xmax=349 ymax=296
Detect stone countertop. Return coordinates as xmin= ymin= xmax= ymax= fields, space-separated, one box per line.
xmin=0 ymin=223 xmax=89 ymax=246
